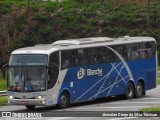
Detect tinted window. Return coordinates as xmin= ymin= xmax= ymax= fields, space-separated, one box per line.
xmin=48 ymin=51 xmax=59 ymax=89
xmin=61 ymin=47 xmax=117 ymax=69
xmin=49 ymin=51 xmax=59 ymax=68
xmin=61 ymin=41 xmax=156 ymax=69
xmin=127 ymin=41 xmax=156 ymax=60
xmin=113 ymin=45 xmax=128 ymax=61
xmin=10 ymin=54 xmax=48 ymax=66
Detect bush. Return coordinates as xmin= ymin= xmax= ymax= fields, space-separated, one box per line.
xmin=32 ymin=12 xmax=50 ymax=23
xmin=40 ymin=26 xmax=52 ymax=36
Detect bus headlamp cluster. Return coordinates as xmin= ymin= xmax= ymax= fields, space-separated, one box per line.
xmin=35 ymin=96 xmax=45 ymax=99
xmin=9 ymin=96 xmax=13 ymax=99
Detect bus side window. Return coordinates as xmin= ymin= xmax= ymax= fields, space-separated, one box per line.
xmin=48 ymin=51 xmax=59 ymax=89
xmin=128 ymin=44 xmax=140 ymax=60
xmin=146 ymin=42 xmax=156 ymax=58
xmin=49 ymin=51 xmax=59 ymax=68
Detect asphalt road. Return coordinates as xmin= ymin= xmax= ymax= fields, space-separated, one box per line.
xmin=0 ymin=86 xmax=160 ymax=120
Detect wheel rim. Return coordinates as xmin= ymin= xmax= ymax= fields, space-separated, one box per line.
xmin=127 ymin=86 xmax=133 ymax=97
xmin=61 ymin=95 xmax=67 ymax=107
xmin=136 ymin=83 xmax=143 ymax=97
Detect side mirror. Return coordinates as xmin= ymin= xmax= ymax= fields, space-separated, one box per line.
xmin=2 ymin=64 xmax=8 ymax=79
xmin=2 ymin=64 xmax=8 ymax=68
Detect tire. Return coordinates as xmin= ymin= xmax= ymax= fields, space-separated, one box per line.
xmin=25 ymin=105 xmax=36 ymax=110
xmin=125 ymin=83 xmax=134 ymax=99
xmin=135 ymin=82 xmax=144 ymax=98
xmin=59 ymin=92 xmax=70 ymax=109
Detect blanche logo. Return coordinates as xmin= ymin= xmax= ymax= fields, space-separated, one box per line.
xmin=77 ymin=68 xmax=86 ymax=79
xmin=77 ymin=68 xmax=103 ymax=79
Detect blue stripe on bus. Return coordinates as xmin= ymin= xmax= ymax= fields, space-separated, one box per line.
xmin=58 ymin=57 xmax=156 ymax=103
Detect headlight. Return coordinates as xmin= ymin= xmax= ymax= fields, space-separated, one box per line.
xmin=9 ymin=96 xmax=13 ymax=99
xmin=36 ymin=96 xmax=45 ymax=99
xmin=42 ymin=101 xmax=46 ymax=104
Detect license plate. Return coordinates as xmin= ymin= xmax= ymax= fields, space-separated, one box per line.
xmin=21 ymin=101 xmax=28 ymax=104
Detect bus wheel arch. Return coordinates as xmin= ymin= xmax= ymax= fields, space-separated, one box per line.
xmin=58 ymin=89 xmax=70 ymax=109
xmin=125 ymin=81 xmax=135 ymax=100
xmin=135 ymin=79 xmax=145 ymax=98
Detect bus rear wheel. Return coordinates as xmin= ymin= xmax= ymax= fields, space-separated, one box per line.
xmin=59 ymin=92 xmax=70 ymax=109
xmin=25 ymin=105 xmax=36 ymax=110
xmin=135 ymin=82 xmax=144 ymax=98
xmin=125 ymin=83 xmax=134 ymax=99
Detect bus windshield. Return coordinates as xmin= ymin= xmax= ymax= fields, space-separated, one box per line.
xmin=9 ymin=54 xmax=48 ymax=66
xmin=8 ymin=67 xmax=47 ymax=92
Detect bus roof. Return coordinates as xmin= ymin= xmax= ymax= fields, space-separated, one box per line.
xmin=11 ymin=36 xmax=156 ymax=55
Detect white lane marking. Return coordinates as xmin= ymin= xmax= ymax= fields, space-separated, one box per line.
xmin=139 ymin=97 xmax=160 ymax=99
xmin=106 ymin=101 xmax=160 ymax=104
xmin=48 ymin=117 xmax=74 ymax=120
xmin=2 ymin=117 xmax=75 ymax=120
xmin=107 ymin=117 xmax=138 ymax=120
xmin=72 ymin=106 xmax=149 ymax=109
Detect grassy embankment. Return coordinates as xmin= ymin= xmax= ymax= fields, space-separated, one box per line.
xmin=0 ymin=0 xmax=160 ymax=62
xmin=0 ymin=72 xmax=7 ymax=106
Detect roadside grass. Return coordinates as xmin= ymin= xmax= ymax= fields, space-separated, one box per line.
xmin=158 ymin=77 xmax=160 ymax=85
xmin=0 ymin=96 xmax=8 ymax=106
xmin=0 ymin=72 xmax=7 ymax=91
xmin=0 ymin=80 xmax=7 ymax=91
xmin=140 ymin=107 xmax=160 ymax=112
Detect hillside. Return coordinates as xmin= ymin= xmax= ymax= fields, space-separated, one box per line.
xmin=0 ymin=0 xmax=160 ymax=65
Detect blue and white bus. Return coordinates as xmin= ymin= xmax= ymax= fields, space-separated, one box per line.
xmin=7 ymin=36 xmax=157 ymax=109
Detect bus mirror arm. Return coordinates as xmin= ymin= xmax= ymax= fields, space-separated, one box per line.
xmin=2 ymin=64 xmax=8 ymax=68
xmin=2 ymin=64 xmax=8 ymax=79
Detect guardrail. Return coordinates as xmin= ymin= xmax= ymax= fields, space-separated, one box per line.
xmin=0 ymin=90 xmax=7 ymax=96
xmin=158 ymin=71 xmax=160 ymax=77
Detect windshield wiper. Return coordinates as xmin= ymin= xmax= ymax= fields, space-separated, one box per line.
xmin=14 ymin=68 xmax=25 ymax=92
xmin=23 ymin=70 xmax=34 ymax=91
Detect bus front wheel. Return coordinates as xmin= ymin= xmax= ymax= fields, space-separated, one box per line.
xmin=25 ymin=105 xmax=36 ymax=110
xmin=135 ymin=82 xmax=144 ymax=98
xmin=125 ymin=83 xmax=134 ymax=99
xmin=59 ymin=92 xmax=70 ymax=109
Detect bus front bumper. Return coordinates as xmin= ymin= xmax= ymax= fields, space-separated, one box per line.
xmin=8 ymin=98 xmax=47 ymax=106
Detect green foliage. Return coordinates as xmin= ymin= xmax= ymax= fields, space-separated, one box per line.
xmin=129 ymin=29 xmax=142 ymax=36
xmin=1 ymin=0 xmax=160 ymax=63
xmin=158 ymin=66 xmax=160 ymax=71
xmin=40 ymin=26 xmax=52 ymax=36
xmin=140 ymin=107 xmax=160 ymax=112
xmin=0 ymin=80 xmax=7 ymax=91
xmin=158 ymin=77 xmax=160 ymax=85
xmin=15 ymin=14 xmax=27 ymax=32
xmin=0 ymin=96 xmax=8 ymax=106
xmin=0 ymin=72 xmax=7 ymax=91
xmin=0 ymin=6 xmax=9 ymax=14
xmin=44 ymin=2 xmax=59 ymax=13
xmin=33 ymin=12 xmax=50 ymax=23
